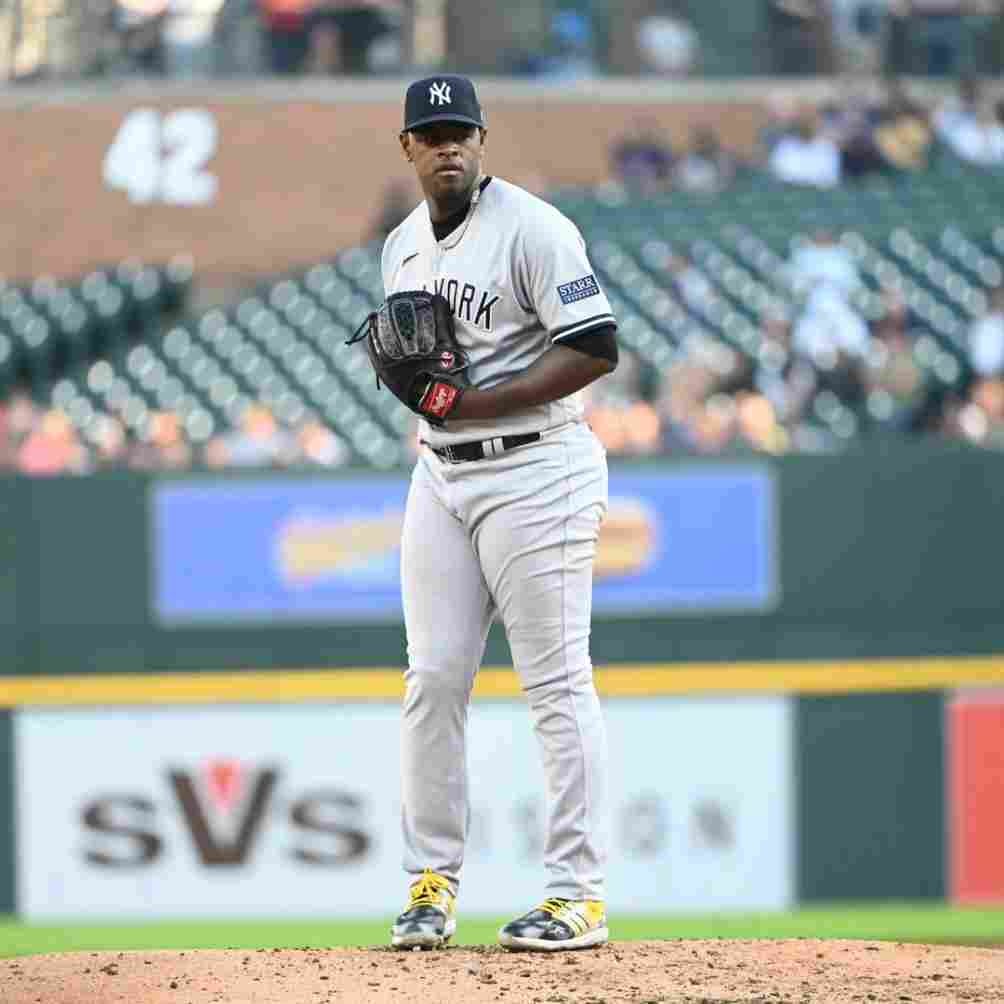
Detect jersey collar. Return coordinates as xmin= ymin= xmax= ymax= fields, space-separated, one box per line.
xmin=432 ymin=175 xmax=492 ymax=250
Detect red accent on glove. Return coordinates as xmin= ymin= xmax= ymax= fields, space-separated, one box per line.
xmin=419 ymin=380 xmax=461 ymax=420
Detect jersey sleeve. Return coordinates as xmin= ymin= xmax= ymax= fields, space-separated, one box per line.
xmin=380 ymin=235 xmax=394 ymax=298
xmin=517 ymin=208 xmax=617 ymax=344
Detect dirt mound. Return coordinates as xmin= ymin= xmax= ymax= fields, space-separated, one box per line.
xmin=4 ymin=938 xmax=1004 ymax=1003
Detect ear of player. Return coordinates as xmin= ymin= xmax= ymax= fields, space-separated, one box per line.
xmin=347 ymin=290 xmax=470 ymax=425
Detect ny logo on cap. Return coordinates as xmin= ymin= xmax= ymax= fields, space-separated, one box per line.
xmin=429 ymin=81 xmax=452 ymax=106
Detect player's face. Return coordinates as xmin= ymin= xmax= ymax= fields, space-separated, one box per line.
xmin=402 ymin=123 xmax=485 ymax=210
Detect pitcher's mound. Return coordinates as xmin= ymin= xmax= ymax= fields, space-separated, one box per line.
xmin=4 ymin=938 xmax=1004 ymax=1003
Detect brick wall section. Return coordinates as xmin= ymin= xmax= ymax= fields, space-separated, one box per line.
xmin=2 ymin=98 xmax=766 ymax=287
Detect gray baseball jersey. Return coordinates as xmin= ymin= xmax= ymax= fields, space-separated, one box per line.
xmin=385 ymin=175 xmax=612 ymax=907
xmin=381 ymin=176 xmax=616 ymax=447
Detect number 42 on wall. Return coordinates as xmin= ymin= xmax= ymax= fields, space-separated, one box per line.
xmin=103 ymin=108 xmax=219 ymax=206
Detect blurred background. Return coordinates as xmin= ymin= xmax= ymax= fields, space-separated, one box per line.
xmin=1 ymin=0 xmax=1004 ymax=945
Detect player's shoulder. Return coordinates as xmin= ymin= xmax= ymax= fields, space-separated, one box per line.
xmin=381 ymin=201 xmax=428 ymax=266
xmin=486 ymin=177 xmax=577 ymax=233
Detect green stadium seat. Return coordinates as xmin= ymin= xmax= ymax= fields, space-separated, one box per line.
xmin=161 ymin=256 xmax=195 ymax=313
xmin=0 ymin=331 xmax=15 ymax=392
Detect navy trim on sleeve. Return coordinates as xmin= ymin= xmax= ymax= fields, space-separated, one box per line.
xmin=559 ymin=324 xmax=618 ymax=364
xmin=550 ymin=313 xmax=617 ymax=343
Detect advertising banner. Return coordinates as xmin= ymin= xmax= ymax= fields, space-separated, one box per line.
xmin=152 ymin=465 xmax=776 ymax=624
xmin=16 ymin=697 xmax=793 ymax=919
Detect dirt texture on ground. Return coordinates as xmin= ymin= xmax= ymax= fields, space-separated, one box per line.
xmin=4 ymin=939 xmax=1004 ymax=1004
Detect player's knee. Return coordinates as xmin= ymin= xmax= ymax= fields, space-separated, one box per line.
xmin=521 ymin=662 xmax=596 ymax=700
xmin=404 ymin=661 xmax=472 ymax=707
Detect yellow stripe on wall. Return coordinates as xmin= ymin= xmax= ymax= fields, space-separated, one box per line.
xmin=2 ymin=656 xmax=1004 ymax=708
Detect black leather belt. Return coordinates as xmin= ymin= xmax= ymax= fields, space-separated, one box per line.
xmin=427 ymin=432 xmax=541 ymax=463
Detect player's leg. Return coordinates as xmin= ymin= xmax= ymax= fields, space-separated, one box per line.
xmin=394 ymin=453 xmax=494 ymax=948
xmin=468 ymin=424 xmax=609 ymax=950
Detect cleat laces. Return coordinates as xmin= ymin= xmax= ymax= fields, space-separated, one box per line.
xmin=408 ymin=870 xmax=451 ymax=909
xmin=537 ymin=897 xmax=570 ymax=917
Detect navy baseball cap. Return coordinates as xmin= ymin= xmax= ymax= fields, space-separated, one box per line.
xmin=403 ymin=74 xmax=485 ymax=133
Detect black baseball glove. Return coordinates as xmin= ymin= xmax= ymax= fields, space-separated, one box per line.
xmin=347 ymin=290 xmax=470 ymax=425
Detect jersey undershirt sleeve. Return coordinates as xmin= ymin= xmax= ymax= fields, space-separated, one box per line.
xmin=562 ymin=323 xmax=618 ymax=364
xmin=516 ymin=208 xmax=617 ymax=345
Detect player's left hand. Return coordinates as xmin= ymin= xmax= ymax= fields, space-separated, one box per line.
xmin=348 ymin=290 xmax=470 ymax=425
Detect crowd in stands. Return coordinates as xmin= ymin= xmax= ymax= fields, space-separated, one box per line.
xmin=2 ymin=246 xmax=1003 ymax=474
xmin=2 ymin=68 xmax=1004 ymax=471
xmin=6 ymin=1 xmax=407 ymax=80
xmin=0 ymin=393 xmax=351 ymax=474
xmin=583 ymin=272 xmax=1004 ymax=457
xmin=607 ymin=74 xmax=1004 ymax=199
xmin=578 ymin=227 xmax=1004 ymax=457
xmin=580 ymin=76 xmax=1004 ymax=459
xmin=6 ymin=1 xmax=1004 ymax=82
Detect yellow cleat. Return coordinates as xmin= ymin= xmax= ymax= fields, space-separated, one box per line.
xmin=391 ymin=869 xmax=457 ymax=949
xmin=498 ymin=897 xmax=608 ymax=951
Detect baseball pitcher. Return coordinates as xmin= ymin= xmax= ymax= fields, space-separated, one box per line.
xmin=351 ymin=74 xmax=618 ymax=952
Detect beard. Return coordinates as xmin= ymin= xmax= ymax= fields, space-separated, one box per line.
xmin=428 ymin=168 xmax=480 ymax=219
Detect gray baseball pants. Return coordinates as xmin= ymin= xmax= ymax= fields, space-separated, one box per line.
xmin=399 ymin=419 xmax=608 ymax=901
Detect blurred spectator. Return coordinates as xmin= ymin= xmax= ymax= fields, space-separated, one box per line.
xmin=787 ymin=229 xmax=862 ymax=301
xmin=768 ymin=0 xmax=838 ymax=74
xmin=656 ymin=357 xmax=715 ymax=453
xmin=818 ymin=77 xmax=933 ymax=177
xmin=610 ymin=118 xmax=673 ymax=195
xmin=113 ymin=0 xmax=168 ymax=74
xmin=588 ymin=398 xmax=661 ymax=455
xmin=757 ymin=94 xmax=801 ymax=160
xmin=672 ymin=126 xmax=737 ymax=194
xmin=792 ymin=284 xmax=871 ymax=364
xmin=163 ymin=0 xmax=226 ymax=76
xmin=294 ymin=418 xmax=349 ymax=467
xmin=939 ymin=98 xmax=1004 ymax=166
xmin=369 ymin=177 xmax=420 ymax=242
xmin=969 ymin=284 xmax=1004 ymax=376
xmin=816 ymin=76 xmax=884 ymax=177
xmin=204 ymin=404 xmax=296 ymax=467
xmin=258 ymin=0 xmax=312 ymax=74
xmin=126 ymin=411 xmax=191 ymax=469
xmin=652 ymin=335 xmax=783 ymax=455
xmin=872 ymin=84 xmax=934 ymax=171
xmin=89 ymin=414 xmax=132 ymax=470
xmin=0 ymin=394 xmax=359 ymax=472
xmin=16 ymin=410 xmax=86 ymax=476
xmin=863 ymin=290 xmax=927 ymax=428
xmin=151 ymin=410 xmax=193 ymax=469
xmin=212 ymin=0 xmax=262 ymax=75
xmin=535 ymin=9 xmax=598 ymax=81
xmin=933 ymin=73 xmax=982 ymax=144
xmin=953 ymin=376 xmax=1004 ymax=446
xmin=768 ymin=112 xmax=842 ymax=188
xmin=635 ymin=0 xmax=700 ymax=77
xmin=4 ymin=391 xmax=39 ymax=455
xmin=829 ymin=0 xmax=891 ymax=72
xmin=734 ymin=391 xmax=790 ymax=453
xmin=583 ymin=350 xmax=661 ymax=456
xmin=787 ymin=245 xmax=871 ymax=411
xmin=754 ymin=311 xmax=818 ymax=425
xmin=305 ymin=0 xmax=403 ymax=75
xmin=657 ymin=370 xmax=789 ymax=455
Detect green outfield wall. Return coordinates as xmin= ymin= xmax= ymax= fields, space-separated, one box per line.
xmin=1 ymin=442 xmax=1003 ymax=680
xmin=0 ymin=443 xmax=996 ymax=914
xmin=796 ymin=692 xmax=946 ymax=902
